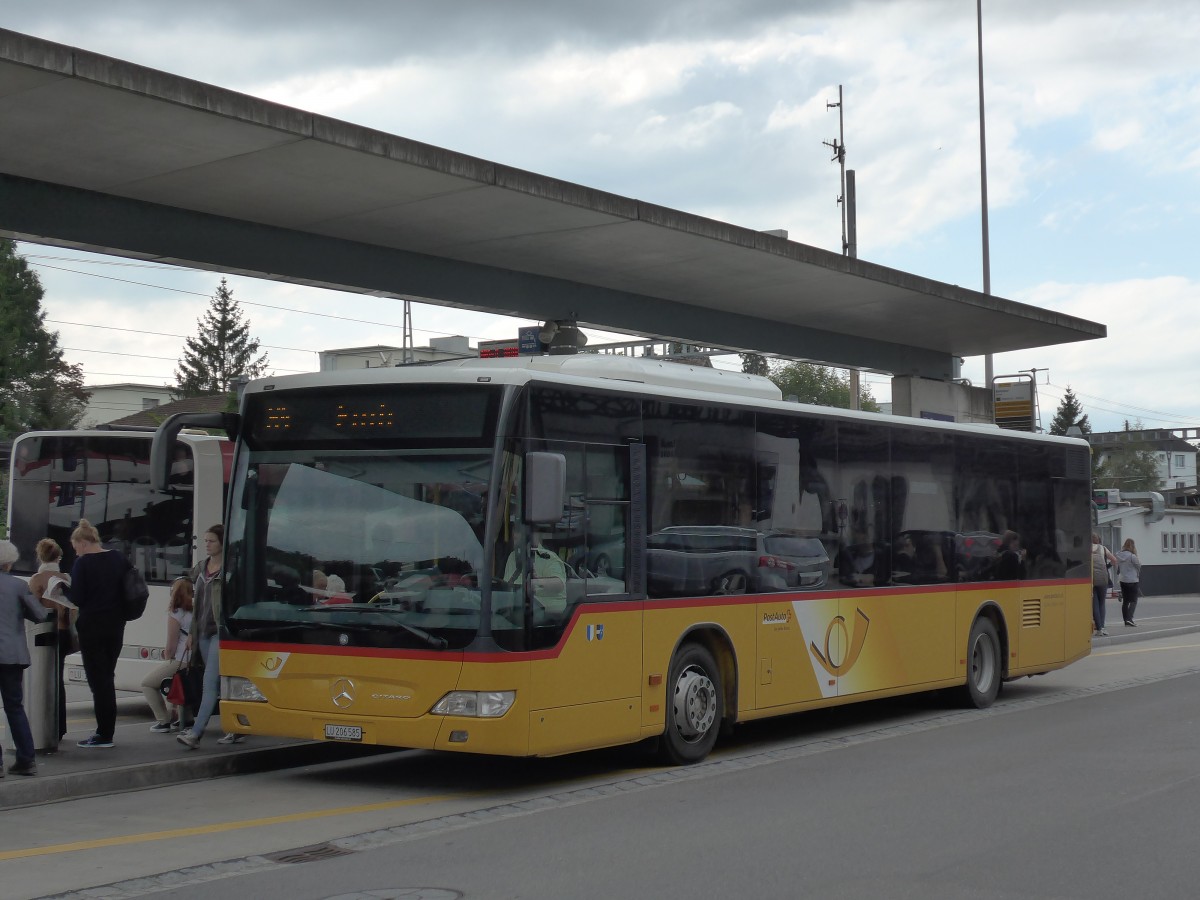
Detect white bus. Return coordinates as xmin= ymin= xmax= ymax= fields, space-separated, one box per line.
xmin=6 ymin=427 xmax=230 ymax=691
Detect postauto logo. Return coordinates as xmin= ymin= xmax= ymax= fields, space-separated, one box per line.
xmin=810 ymin=608 xmax=871 ymax=677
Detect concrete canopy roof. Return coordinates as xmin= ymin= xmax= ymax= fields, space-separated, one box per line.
xmin=0 ymin=29 xmax=1105 ymax=380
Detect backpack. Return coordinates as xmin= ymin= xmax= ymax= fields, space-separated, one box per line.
xmin=122 ymin=562 xmax=150 ymax=621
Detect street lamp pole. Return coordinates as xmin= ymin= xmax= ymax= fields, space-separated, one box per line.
xmin=977 ymin=0 xmax=993 ymax=388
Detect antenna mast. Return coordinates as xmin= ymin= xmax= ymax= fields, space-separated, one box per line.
xmin=824 ymin=85 xmax=848 ymax=255
xmin=402 ymin=299 xmax=414 ymax=365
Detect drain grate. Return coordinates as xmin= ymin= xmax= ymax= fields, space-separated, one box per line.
xmin=264 ymin=842 xmax=355 ymax=865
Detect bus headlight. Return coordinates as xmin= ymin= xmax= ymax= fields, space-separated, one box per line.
xmin=222 ymin=676 xmax=267 ymax=702
xmin=431 ymin=690 xmax=515 ymax=718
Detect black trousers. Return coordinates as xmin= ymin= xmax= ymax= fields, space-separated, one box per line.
xmin=1119 ymin=581 xmax=1140 ymax=624
xmin=77 ymin=622 xmax=125 ymax=741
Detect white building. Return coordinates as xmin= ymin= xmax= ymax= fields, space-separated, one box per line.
xmin=1090 ymin=429 xmax=1198 ymax=491
xmin=80 ymin=383 xmax=175 ymax=428
xmin=1096 ymin=491 xmax=1200 ymax=596
xmin=318 ymin=336 xmax=475 ymax=371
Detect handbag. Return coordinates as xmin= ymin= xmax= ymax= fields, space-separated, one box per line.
xmin=165 ymin=672 xmax=187 ymax=706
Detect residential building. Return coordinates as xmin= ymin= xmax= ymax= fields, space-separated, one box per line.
xmin=1089 ymin=429 xmax=1198 ymax=491
xmin=79 ymin=383 xmax=175 ymax=428
xmin=105 ymin=393 xmax=230 ymax=428
xmin=318 ymin=336 xmax=475 ymax=371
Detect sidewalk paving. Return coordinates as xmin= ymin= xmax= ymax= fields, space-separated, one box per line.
xmin=0 ymin=701 xmax=372 ymax=811
xmin=4 ymin=600 xmax=1199 ymax=811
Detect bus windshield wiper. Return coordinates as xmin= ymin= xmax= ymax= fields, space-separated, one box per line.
xmin=284 ymin=607 xmax=449 ymax=649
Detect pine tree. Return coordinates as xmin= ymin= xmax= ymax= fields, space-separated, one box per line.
xmin=174 ymin=278 xmax=269 ymax=397
xmin=1047 ymin=385 xmax=1090 ymax=436
xmin=0 ymin=239 xmax=88 ymax=438
xmin=740 ymin=352 xmax=770 ymax=377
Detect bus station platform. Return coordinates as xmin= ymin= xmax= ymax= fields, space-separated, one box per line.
xmin=0 ymin=698 xmax=376 ymax=811
xmin=3 ymin=595 xmax=1199 ymax=812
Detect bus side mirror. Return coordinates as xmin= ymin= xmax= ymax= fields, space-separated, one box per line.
xmin=524 ymin=452 xmax=566 ymax=525
xmin=151 ymin=412 xmax=240 ymax=492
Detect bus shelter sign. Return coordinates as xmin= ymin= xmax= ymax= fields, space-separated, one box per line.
xmin=992 ymin=376 xmax=1035 ymax=432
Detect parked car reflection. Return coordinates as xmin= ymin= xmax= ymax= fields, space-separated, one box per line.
xmin=647 ymin=526 xmax=831 ymax=597
xmin=756 ymin=532 xmax=831 ymax=591
xmin=647 ymin=526 xmax=760 ymax=596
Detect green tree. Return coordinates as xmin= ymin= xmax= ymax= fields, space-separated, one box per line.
xmin=1048 ymin=385 xmax=1091 ymax=436
xmin=1093 ymin=421 xmax=1160 ymax=492
xmin=174 ymin=278 xmax=269 ymax=397
xmin=740 ymin=352 xmax=770 ymax=376
xmin=0 ymin=239 xmax=87 ymax=438
xmin=769 ymin=361 xmax=880 ymax=411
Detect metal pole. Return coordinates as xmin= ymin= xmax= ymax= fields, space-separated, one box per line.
xmin=838 ymin=85 xmax=847 ymax=255
xmin=845 ymin=169 xmax=857 ymax=260
xmin=977 ymin=0 xmax=993 ymax=387
xmin=846 ymin=168 xmax=859 ymax=410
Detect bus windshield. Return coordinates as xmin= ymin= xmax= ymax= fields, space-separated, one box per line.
xmin=224 ymin=448 xmax=509 ymax=651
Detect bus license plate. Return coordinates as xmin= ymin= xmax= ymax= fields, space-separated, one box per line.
xmin=67 ymin=666 xmax=87 ymax=684
xmin=324 ymin=724 xmax=362 ymax=742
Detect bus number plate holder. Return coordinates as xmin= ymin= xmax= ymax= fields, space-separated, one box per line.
xmin=324 ymin=724 xmax=362 ymax=742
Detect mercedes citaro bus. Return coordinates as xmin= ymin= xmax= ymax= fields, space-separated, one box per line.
xmin=150 ymin=354 xmax=1092 ymax=764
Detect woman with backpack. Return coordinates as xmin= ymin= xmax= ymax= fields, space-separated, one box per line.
xmin=1090 ymin=532 xmax=1118 ymax=638
xmin=69 ymin=519 xmax=129 ymax=749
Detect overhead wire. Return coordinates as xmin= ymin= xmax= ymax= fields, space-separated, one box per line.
xmin=28 ymin=257 xmax=487 ymax=343
xmin=37 ymin=253 xmax=1172 ymax=423
xmin=1044 ymin=381 xmax=1200 ymax=430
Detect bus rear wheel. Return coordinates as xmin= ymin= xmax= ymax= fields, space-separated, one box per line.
xmin=660 ymin=643 xmax=723 ymax=765
xmin=963 ymin=617 xmax=1001 ymax=708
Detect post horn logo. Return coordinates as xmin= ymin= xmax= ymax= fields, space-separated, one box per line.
xmin=810 ymin=608 xmax=870 ymax=677
xmin=260 ymin=656 xmax=283 ymax=673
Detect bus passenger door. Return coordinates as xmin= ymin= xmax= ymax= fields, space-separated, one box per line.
xmin=525 ymin=441 xmax=644 ymax=755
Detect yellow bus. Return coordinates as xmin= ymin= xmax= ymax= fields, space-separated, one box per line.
xmin=153 ymin=355 xmax=1092 ymax=763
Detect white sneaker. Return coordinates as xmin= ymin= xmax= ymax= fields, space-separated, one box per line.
xmin=217 ymin=733 xmax=245 ymax=745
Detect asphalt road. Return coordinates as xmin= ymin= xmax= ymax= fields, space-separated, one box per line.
xmin=5 ymin=630 xmax=1200 ymax=900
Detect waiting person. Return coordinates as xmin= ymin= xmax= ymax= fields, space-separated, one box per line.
xmin=27 ymin=538 xmax=73 ymax=741
xmin=0 ymin=539 xmax=49 ymax=776
xmin=177 ymin=525 xmax=243 ymax=748
xmin=1091 ymin=533 xmax=1118 ymax=637
xmin=1115 ymin=538 xmax=1142 ymax=626
xmin=142 ymin=578 xmax=193 ymax=732
xmin=70 ymin=519 xmax=129 ymax=749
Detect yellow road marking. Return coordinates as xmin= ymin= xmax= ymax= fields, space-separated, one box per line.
xmin=0 ymin=793 xmax=464 ymax=861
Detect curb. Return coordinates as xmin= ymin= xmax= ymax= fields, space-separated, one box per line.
xmin=1090 ymin=622 xmax=1200 ymax=648
xmin=0 ymin=741 xmax=383 ymax=811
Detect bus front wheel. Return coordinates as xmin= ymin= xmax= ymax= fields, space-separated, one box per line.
xmin=963 ymin=617 xmax=1002 ymax=708
xmin=660 ymin=643 xmax=723 ymax=765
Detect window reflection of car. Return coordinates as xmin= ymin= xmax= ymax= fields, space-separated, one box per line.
xmin=756 ymin=532 xmax=831 ymax=591
xmin=646 ymin=526 xmax=761 ymax=596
